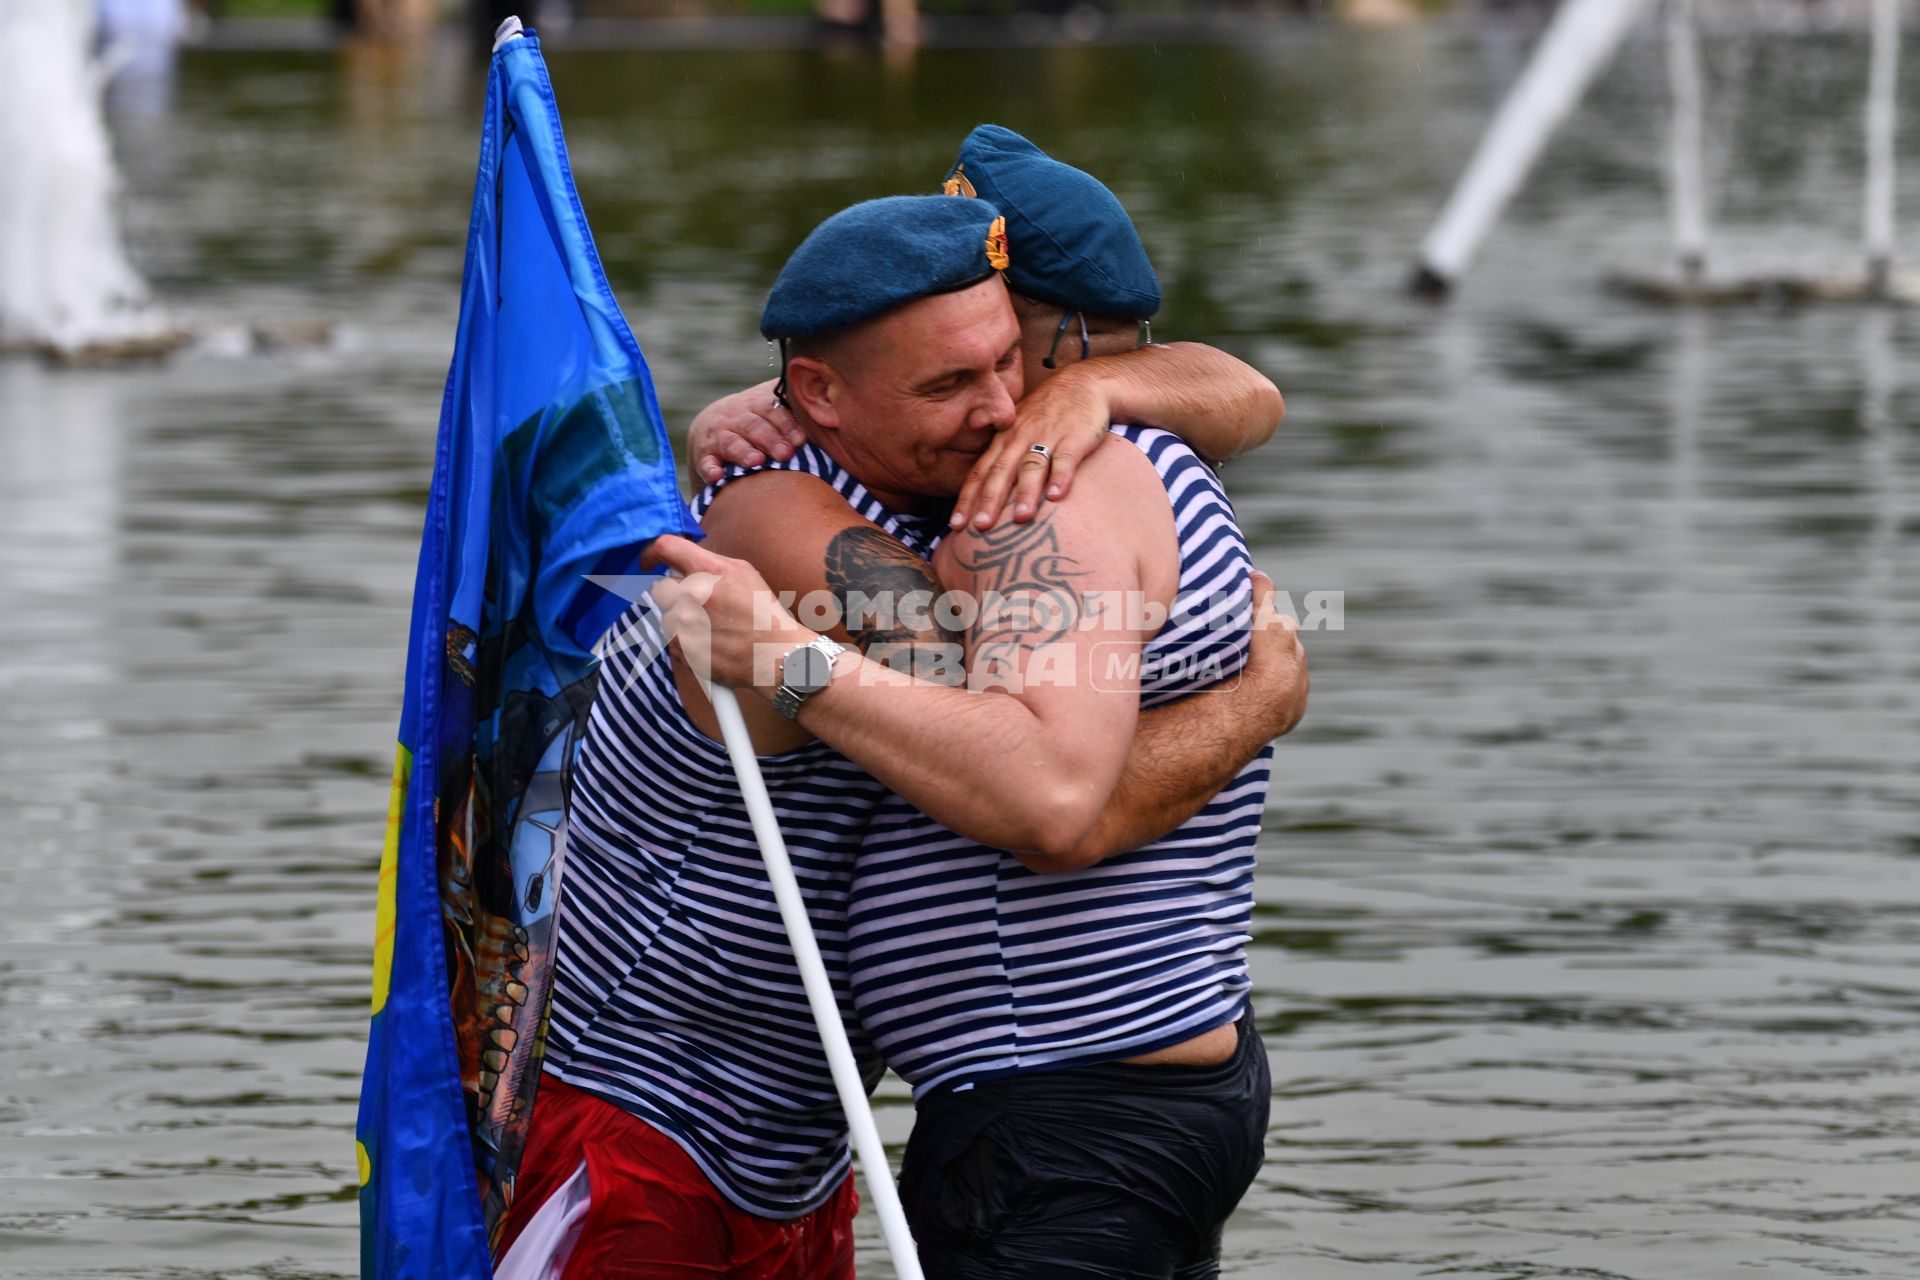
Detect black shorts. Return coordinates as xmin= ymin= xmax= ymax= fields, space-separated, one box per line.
xmin=899 ymin=1016 xmax=1270 ymax=1280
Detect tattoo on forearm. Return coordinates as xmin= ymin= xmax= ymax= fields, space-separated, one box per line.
xmin=823 ymin=526 xmax=965 ymax=684
xmin=948 ymin=510 xmax=1088 ymax=676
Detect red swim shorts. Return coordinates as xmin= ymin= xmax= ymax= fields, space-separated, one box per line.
xmin=495 ymin=1074 xmax=857 ymax=1280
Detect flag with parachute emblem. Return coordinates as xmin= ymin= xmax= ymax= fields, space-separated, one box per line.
xmin=355 ymin=20 xmax=700 ymax=1277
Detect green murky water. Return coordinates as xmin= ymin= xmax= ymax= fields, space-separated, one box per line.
xmin=2 ymin=16 xmax=1917 ymax=1278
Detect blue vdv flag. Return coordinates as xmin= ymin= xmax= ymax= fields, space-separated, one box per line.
xmin=355 ymin=24 xmax=699 ymax=1278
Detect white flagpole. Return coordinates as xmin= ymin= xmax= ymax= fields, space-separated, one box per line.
xmin=704 ymin=681 xmax=926 ymax=1280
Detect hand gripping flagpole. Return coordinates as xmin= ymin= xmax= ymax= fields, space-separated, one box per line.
xmin=702 ymin=679 xmax=926 ymax=1280
xmin=499 ymin=10 xmax=914 ymax=1262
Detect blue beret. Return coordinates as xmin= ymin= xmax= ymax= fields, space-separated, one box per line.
xmin=942 ymin=124 xmax=1160 ymax=320
xmin=760 ymin=195 xmax=1010 ymax=340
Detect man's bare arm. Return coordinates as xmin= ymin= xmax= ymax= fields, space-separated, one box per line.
xmin=1025 ymin=572 xmax=1306 ymax=874
xmin=1045 ymin=341 xmax=1285 ymax=462
xmin=673 ymin=472 xmax=957 ymax=755
xmin=949 ymin=342 xmax=1284 ymax=531
xmin=683 ymin=472 xmax=1301 ymax=867
xmin=650 ymin=447 xmax=1168 ymax=859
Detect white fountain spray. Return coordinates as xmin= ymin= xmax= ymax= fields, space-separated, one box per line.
xmin=1415 ymin=0 xmax=1908 ymax=302
xmin=0 ymin=0 xmax=179 ymax=358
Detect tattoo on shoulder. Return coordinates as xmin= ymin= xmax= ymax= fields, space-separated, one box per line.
xmin=947 ymin=509 xmax=1089 ymax=672
xmin=823 ymin=526 xmax=964 ymax=684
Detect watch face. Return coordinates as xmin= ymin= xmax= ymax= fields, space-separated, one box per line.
xmin=785 ymin=643 xmax=832 ymax=695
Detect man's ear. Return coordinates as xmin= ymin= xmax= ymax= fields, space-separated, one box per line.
xmin=785 ymin=357 xmax=842 ymax=430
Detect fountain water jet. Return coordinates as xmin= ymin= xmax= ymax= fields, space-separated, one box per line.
xmin=0 ymin=0 xmax=184 ymax=361
xmin=1666 ymin=0 xmax=1710 ymax=287
xmin=1864 ymin=0 xmax=1899 ymax=295
xmin=1418 ymin=0 xmax=1911 ymax=306
xmin=1410 ymin=0 xmax=1656 ymax=296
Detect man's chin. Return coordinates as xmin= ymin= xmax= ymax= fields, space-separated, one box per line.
xmin=908 ymin=451 xmax=973 ymax=490
xmin=940 ymin=454 xmax=987 ymax=498
xmin=890 ymin=451 xmax=984 ymax=513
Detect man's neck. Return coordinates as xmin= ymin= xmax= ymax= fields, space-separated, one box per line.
xmin=798 ymin=424 xmax=951 ymax=523
xmin=851 ymin=476 xmax=953 ymax=525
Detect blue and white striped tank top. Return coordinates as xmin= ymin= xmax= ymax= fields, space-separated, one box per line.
xmin=542 ymin=443 xmax=937 ymax=1218
xmin=847 ymin=426 xmax=1273 ymax=1097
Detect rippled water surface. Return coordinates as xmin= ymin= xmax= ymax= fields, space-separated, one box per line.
xmin=2 ymin=16 xmax=1917 ymax=1279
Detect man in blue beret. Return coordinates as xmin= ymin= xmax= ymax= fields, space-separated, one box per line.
xmin=497 ymin=179 xmax=1300 ymax=1276
xmin=643 ymin=134 xmax=1298 ymax=1278
xmin=689 ymin=125 xmax=1282 ymax=529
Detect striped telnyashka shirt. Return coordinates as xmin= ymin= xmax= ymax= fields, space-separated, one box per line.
xmin=848 ymin=426 xmax=1274 ymax=1097
xmin=541 ymin=443 xmax=938 ymax=1218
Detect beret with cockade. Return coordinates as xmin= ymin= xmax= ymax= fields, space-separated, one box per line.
xmin=942 ymin=124 xmax=1160 ymax=320
xmin=760 ymin=195 xmax=1011 ymax=340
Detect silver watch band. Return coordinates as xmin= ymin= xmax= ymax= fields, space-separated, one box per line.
xmin=770 ymin=682 xmax=807 ymax=721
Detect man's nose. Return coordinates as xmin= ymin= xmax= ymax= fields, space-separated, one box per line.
xmin=974 ymin=374 xmax=1018 ymax=433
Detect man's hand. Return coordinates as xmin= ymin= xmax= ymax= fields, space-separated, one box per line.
xmin=949 ymin=364 xmax=1113 ymax=532
xmin=1243 ymin=570 xmax=1308 ymax=738
xmin=645 ymin=535 xmax=811 ymax=691
xmin=686 ymin=379 xmax=807 ymax=487
xmin=947 ymin=342 xmax=1287 ymax=533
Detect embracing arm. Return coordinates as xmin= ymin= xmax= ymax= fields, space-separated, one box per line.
xmin=813 ymin=563 xmax=1308 ymax=871
xmin=796 ymin=495 xmax=1149 ymax=858
xmin=649 ymin=545 xmax=1133 ymax=857
xmin=663 ymin=457 xmax=1300 ymax=867
xmin=1027 ymin=572 xmax=1307 ymax=873
xmin=950 ymin=342 xmax=1284 ymax=530
xmin=650 ymin=449 xmax=1166 ymax=859
xmin=1079 ymin=342 xmax=1284 ymax=461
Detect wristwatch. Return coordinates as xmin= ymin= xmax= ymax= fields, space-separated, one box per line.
xmin=772 ymin=635 xmax=848 ymax=721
